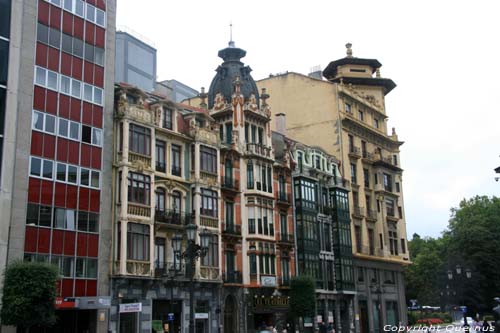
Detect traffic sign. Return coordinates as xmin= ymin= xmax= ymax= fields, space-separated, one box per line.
xmin=460 ymin=306 xmax=467 ymax=313
xmin=167 ymin=313 xmax=174 ymax=321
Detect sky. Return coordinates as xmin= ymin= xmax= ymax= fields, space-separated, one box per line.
xmin=116 ymin=0 xmax=500 ymax=238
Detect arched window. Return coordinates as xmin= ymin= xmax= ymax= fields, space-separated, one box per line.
xmin=172 ymin=190 xmax=181 ymax=214
xmin=155 ymin=189 xmax=165 ymax=212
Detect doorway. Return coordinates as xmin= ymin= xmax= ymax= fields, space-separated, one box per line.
xmin=224 ymin=295 xmax=237 ymax=332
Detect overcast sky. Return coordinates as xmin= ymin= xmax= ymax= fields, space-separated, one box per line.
xmin=116 ymin=0 xmax=500 ymax=238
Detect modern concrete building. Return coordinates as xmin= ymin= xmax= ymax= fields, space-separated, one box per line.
xmin=115 ymin=30 xmax=157 ymax=92
xmin=288 ymin=136 xmax=355 ymax=333
xmin=110 ymin=84 xmax=222 ymax=333
xmin=204 ymin=41 xmax=296 ymax=332
xmin=0 ymin=0 xmax=116 ymax=331
xmin=257 ymin=43 xmax=410 ymax=333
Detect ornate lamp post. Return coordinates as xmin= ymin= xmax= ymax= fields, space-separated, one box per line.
xmin=447 ymin=265 xmax=472 ymax=331
xmin=172 ymin=224 xmax=211 ymax=333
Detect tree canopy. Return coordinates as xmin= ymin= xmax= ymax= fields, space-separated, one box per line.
xmin=289 ymin=275 xmax=316 ymax=318
xmin=1 ymin=261 xmax=59 ymax=330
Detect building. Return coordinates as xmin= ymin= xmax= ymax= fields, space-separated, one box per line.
xmin=156 ymin=79 xmax=199 ymax=103
xmin=110 ymin=84 xmax=222 ymax=333
xmin=0 ymin=0 xmax=116 ymax=332
xmin=257 ymin=44 xmax=409 ymax=332
xmin=115 ymin=30 xmax=157 ymax=92
xmin=206 ymin=41 xmax=296 ymax=332
xmin=287 ymin=134 xmax=355 ymax=333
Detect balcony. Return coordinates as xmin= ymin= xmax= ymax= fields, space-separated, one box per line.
xmin=128 ymin=203 xmax=151 ymax=218
xmin=372 ymin=153 xmax=402 ymax=171
xmin=155 ymin=161 xmax=166 ymax=173
xmin=319 ymin=206 xmax=334 ymax=215
xmin=279 ymin=276 xmax=291 ymax=287
xmin=200 ymin=215 xmax=218 ymax=229
xmin=222 ymin=223 xmax=241 ymax=236
xmin=155 ymin=209 xmax=191 ymax=227
xmin=200 ymin=170 xmax=218 ymax=185
xmin=277 ymin=232 xmax=294 ymax=246
xmin=126 ymin=260 xmax=151 ymax=276
xmin=348 ymin=146 xmax=361 ymax=159
xmin=128 ymin=151 xmax=152 ymax=168
xmin=277 ymin=192 xmax=291 ymax=206
xmin=199 ymin=266 xmax=220 ymax=280
xmin=223 ymin=271 xmax=243 ymax=284
xmin=154 ymin=261 xmax=186 ymax=278
xmin=366 ymin=209 xmax=378 ymax=221
xmin=246 ymin=143 xmax=273 ymax=159
xmin=171 ymin=165 xmax=182 ymax=177
xmin=352 ymin=206 xmax=365 ymax=218
xmin=221 ymin=177 xmax=239 ymax=192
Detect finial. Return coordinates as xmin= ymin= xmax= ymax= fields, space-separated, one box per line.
xmin=228 ymin=22 xmax=235 ymax=48
xmin=199 ymin=87 xmax=208 ymax=109
xmin=261 ymin=87 xmax=269 ymax=106
xmin=346 ymin=43 xmax=353 ymax=58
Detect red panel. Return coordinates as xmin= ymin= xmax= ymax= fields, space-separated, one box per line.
xmin=61 ymin=279 xmax=74 ymax=297
xmin=87 ymin=234 xmax=99 ymax=257
xmin=66 ymin=185 xmax=78 ymax=209
xmin=62 ymin=11 xmax=73 ymax=35
xmin=70 ymin=98 xmax=81 ymax=122
xmin=89 ymin=190 xmax=100 ymax=212
xmin=47 ymin=47 xmax=60 ymax=72
xmin=72 ymin=57 xmax=82 ymax=81
xmin=95 ymin=27 xmax=105 ymax=48
xmin=77 ymin=233 xmax=88 ymax=256
xmin=91 ymin=147 xmax=101 ymax=170
xmin=24 ymin=227 xmax=38 ymax=252
xmin=43 ymin=134 xmax=56 ymax=159
xmin=80 ymin=144 xmax=91 ymax=168
xmin=54 ymin=182 xmax=66 ymax=207
xmin=28 ymin=178 xmax=41 ymax=203
xmin=36 ymin=43 xmax=48 ymax=67
xmin=87 ymin=0 xmax=96 ymax=6
xmin=96 ymin=0 xmax=106 ymax=10
xmin=46 ymin=90 xmax=58 ymax=115
xmin=74 ymin=279 xmax=86 ymax=297
xmin=68 ymin=141 xmax=79 ymax=165
xmin=56 ymin=137 xmax=68 ymax=162
xmin=61 ymin=52 xmax=72 ymax=77
xmin=92 ymin=106 xmax=102 ymax=128
xmin=63 ymin=231 xmax=76 ymax=255
xmin=49 ymin=6 xmax=61 ymax=30
xmin=86 ymin=280 xmax=97 ymax=296
xmin=82 ymin=102 xmax=92 ymax=125
xmin=37 ymin=228 xmax=51 ymax=253
xmin=33 ymin=86 xmax=46 ymax=111
xmin=40 ymin=180 xmax=54 ymax=205
xmin=94 ymin=65 xmax=104 ymax=87
xmin=38 ymin=1 xmax=50 ymax=25
xmin=31 ymin=131 xmax=44 ymax=156
xmin=59 ymin=94 xmax=70 ymax=119
xmin=83 ymin=61 xmax=93 ymax=85
xmin=52 ymin=229 xmax=64 ymax=255
xmin=73 ymin=17 xmax=84 ymax=39
xmin=79 ymin=187 xmax=89 ymax=210
xmin=84 ymin=23 xmax=95 ymax=44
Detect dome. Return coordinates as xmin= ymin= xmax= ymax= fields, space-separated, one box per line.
xmin=208 ymin=42 xmax=260 ymax=109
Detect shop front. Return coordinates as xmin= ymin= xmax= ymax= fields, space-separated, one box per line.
xmin=248 ymin=289 xmax=292 ymax=333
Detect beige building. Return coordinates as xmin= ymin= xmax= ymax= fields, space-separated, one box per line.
xmin=257 ymin=44 xmax=410 ymax=332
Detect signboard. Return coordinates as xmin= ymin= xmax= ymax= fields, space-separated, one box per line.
xmin=195 ymin=313 xmax=209 ymax=319
xmin=304 ymin=317 xmax=313 ymax=327
xmin=328 ymin=311 xmax=334 ymax=323
xmin=317 ymin=315 xmax=323 ymax=323
xmin=253 ymin=295 xmax=290 ymax=310
xmin=167 ymin=313 xmax=174 ymax=321
xmin=261 ymin=276 xmax=277 ymax=287
xmin=460 ymin=306 xmax=467 ymax=314
xmin=78 ymin=297 xmax=111 ymax=309
xmin=55 ymin=297 xmax=76 ymax=309
xmin=119 ymin=302 xmax=142 ymax=313
xmin=152 ymin=320 xmax=163 ymax=332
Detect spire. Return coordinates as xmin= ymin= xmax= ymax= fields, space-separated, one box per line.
xmin=228 ymin=22 xmax=235 ymax=48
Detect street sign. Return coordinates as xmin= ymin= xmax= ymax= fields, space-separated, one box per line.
xmin=460 ymin=306 xmax=467 ymax=313
xmin=167 ymin=313 xmax=174 ymax=321
xmin=119 ymin=302 xmax=142 ymax=313
xmin=195 ymin=313 xmax=208 ymax=319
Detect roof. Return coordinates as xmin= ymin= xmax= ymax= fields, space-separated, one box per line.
xmin=323 ymin=57 xmax=382 ymax=79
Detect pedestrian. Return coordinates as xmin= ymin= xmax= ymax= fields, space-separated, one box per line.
xmin=482 ymin=318 xmax=491 ymax=331
xmin=472 ymin=318 xmax=481 ymax=331
xmin=272 ymin=326 xmax=278 ymax=333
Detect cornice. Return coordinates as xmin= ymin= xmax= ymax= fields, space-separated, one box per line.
xmin=342 ymin=117 xmax=403 ymax=151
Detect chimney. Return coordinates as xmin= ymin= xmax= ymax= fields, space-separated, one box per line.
xmin=275 ymin=113 xmax=286 ymax=135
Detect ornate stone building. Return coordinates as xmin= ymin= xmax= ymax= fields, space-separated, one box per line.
xmin=110 ymin=84 xmax=222 ymax=333
xmin=257 ymin=44 xmax=410 ymax=333
xmin=206 ymin=41 xmax=295 ymax=332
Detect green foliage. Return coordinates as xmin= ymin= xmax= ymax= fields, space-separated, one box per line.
xmin=289 ymin=275 xmax=316 ymax=318
xmin=1 ymin=261 xmax=59 ymax=329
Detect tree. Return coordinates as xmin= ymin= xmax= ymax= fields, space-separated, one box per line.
xmin=290 ymin=275 xmax=316 ymax=329
xmin=1 ymin=261 xmax=59 ymax=332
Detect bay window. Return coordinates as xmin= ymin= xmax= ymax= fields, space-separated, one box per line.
xmin=128 ymin=172 xmax=150 ymax=205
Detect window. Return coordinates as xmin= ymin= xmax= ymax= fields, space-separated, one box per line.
xmin=361 ymin=141 xmax=367 ymax=158
xmin=200 ymin=189 xmax=217 ymax=217
xmin=80 ymin=168 xmax=100 ymax=189
xmin=127 ymin=222 xmax=150 ymax=261
xmin=200 ymin=145 xmax=217 ymax=174
xmin=77 ymin=211 xmax=98 ymax=232
xmin=281 ymin=258 xmax=290 ymax=282
xmin=162 ymin=108 xmax=173 ymax=129
xmin=156 ymin=140 xmax=166 ymax=172
xmin=53 ymin=208 xmax=76 ymax=230
xmin=385 ymin=198 xmax=395 ymax=217
xmin=401 ymin=238 xmax=406 ymax=254
xmin=58 ymin=117 xmax=80 ymax=141
xmin=345 ymin=103 xmax=351 ymax=114
xmin=248 ymin=207 xmax=255 ymax=234
xmin=172 ymin=191 xmax=181 ymax=213
xmin=225 ymin=122 xmax=232 ymax=144
xmin=225 ymin=201 xmax=234 ymax=228
xmin=32 ymin=110 xmax=56 ymax=134
xmin=247 ymin=161 xmax=254 ymax=189
xmin=155 ymin=189 xmax=165 ymax=212
xmin=249 ymin=253 xmax=257 ymax=274
xmin=389 ymin=231 xmax=398 ymax=255
xmin=383 ymin=173 xmax=392 ymax=192
xmin=171 ymin=144 xmax=181 ymax=176
xmin=51 ymin=256 xmax=74 ymax=277
xmin=224 ymin=159 xmax=233 ymax=186
xmin=357 ymin=267 xmax=364 ymax=282
xmin=76 ymin=258 xmax=97 ymax=278
xmin=379 ymin=233 xmax=384 ymax=250
xmin=368 ymin=229 xmax=375 ymax=255
xmin=280 ymin=213 xmax=287 ymax=236
xmin=128 ymin=172 xmax=150 ymax=205
xmin=358 ymin=110 xmax=364 ymax=121
xmin=350 ymin=163 xmax=357 ymax=184
xmin=26 ymin=203 xmax=52 ymax=227
xmin=374 ymin=118 xmax=380 ymax=128
xmin=30 ymin=157 xmax=53 ymax=179
xmin=55 ymin=162 xmax=78 ymax=184
xmin=355 ymin=226 xmax=362 ymax=253
xmin=363 ymin=168 xmax=369 ymax=187
xmin=348 ymin=135 xmax=354 ymax=153
xmin=393 ymin=155 xmax=398 ymax=166
xmin=129 ymin=123 xmax=151 ymax=156
xmin=201 ymin=235 xmax=218 ymax=267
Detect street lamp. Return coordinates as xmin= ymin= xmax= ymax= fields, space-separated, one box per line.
xmin=447 ymin=266 xmax=473 ymax=331
xmin=172 ymin=224 xmax=211 ymax=333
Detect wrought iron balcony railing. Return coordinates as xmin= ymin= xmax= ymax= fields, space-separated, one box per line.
xmin=223 ymin=270 xmax=243 ymax=284
xmin=155 ymin=209 xmax=192 ymax=226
